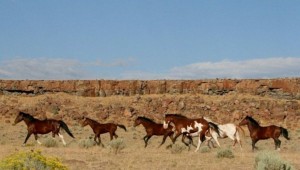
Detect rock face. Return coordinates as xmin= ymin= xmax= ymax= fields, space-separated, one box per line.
xmin=0 ymin=79 xmax=299 ymax=99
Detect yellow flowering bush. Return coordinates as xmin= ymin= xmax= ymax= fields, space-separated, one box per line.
xmin=0 ymin=150 xmax=68 ymax=170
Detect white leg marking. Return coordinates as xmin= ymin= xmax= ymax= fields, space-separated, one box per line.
xmin=59 ymin=133 xmax=66 ymax=146
xmin=195 ymin=136 xmax=202 ymax=152
xmin=37 ymin=140 xmax=42 ymax=145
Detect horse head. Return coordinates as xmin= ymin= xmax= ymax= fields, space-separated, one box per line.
xmin=13 ymin=112 xmax=25 ymax=126
xmin=239 ymin=116 xmax=250 ymax=126
xmin=134 ymin=117 xmax=142 ymax=127
xmin=81 ymin=116 xmax=89 ymax=127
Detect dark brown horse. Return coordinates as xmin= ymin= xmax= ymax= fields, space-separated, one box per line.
xmin=164 ymin=114 xmax=220 ymax=152
xmin=239 ymin=116 xmax=290 ymax=151
xmin=134 ymin=116 xmax=175 ymax=148
xmin=13 ymin=111 xmax=74 ymax=146
xmin=81 ymin=117 xmax=127 ymax=146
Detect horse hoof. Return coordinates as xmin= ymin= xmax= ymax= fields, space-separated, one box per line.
xmin=22 ymin=144 xmax=26 ymax=147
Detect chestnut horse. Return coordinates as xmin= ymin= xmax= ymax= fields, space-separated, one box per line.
xmin=134 ymin=116 xmax=174 ymax=148
xmin=13 ymin=111 xmax=74 ymax=146
xmin=81 ymin=117 xmax=126 ymax=146
xmin=239 ymin=116 xmax=290 ymax=151
xmin=163 ymin=114 xmax=220 ymax=152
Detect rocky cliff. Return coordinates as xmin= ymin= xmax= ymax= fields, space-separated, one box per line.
xmin=1 ymin=79 xmax=300 ymax=99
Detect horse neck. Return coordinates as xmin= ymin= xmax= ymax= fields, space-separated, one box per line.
xmin=22 ymin=116 xmax=35 ymax=126
xmin=246 ymin=121 xmax=260 ymax=133
xmin=86 ymin=119 xmax=98 ymax=129
xmin=140 ymin=120 xmax=154 ymax=128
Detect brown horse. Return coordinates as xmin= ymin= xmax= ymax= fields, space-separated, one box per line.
xmin=81 ymin=117 xmax=127 ymax=146
xmin=13 ymin=111 xmax=74 ymax=146
xmin=163 ymin=114 xmax=220 ymax=152
xmin=239 ymin=116 xmax=290 ymax=151
xmin=134 ymin=116 xmax=174 ymax=148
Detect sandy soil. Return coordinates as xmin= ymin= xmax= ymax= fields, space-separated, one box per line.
xmin=0 ymin=119 xmax=299 ymax=170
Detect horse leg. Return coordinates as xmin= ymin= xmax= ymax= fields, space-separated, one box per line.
xmin=23 ymin=132 xmax=32 ymax=146
xmin=195 ymin=133 xmax=205 ymax=152
xmin=181 ymin=134 xmax=190 ymax=147
xmin=172 ymin=132 xmax=181 ymax=144
xmin=93 ymin=134 xmax=99 ymax=145
xmin=159 ymin=134 xmax=168 ymax=147
xmin=169 ymin=132 xmax=175 ymax=144
xmin=187 ymin=135 xmax=196 ymax=147
xmin=252 ymin=139 xmax=258 ymax=151
xmin=144 ymin=135 xmax=152 ymax=148
xmin=58 ymin=133 xmax=67 ymax=146
xmin=212 ymin=132 xmax=221 ymax=148
xmin=113 ymin=132 xmax=118 ymax=139
xmin=98 ymin=135 xmax=104 ymax=147
xmin=34 ymin=134 xmax=42 ymax=145
xmin=274 ymin=138 xmax=281 ymax=151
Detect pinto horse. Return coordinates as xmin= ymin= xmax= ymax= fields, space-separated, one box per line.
xmin=134 ymin=116 xmax=174 ymax=148
xmin=163 ymin=114 xmax=220 ymax=152
xmin=163 ymin=114 xmax=195 ymax=147
xmin=13 ymin=111 xmax=74 ymax=146
xmin=239 ymin=116 xmax=290 ymax=151
xmin=81 ymin=117 xmax=127 ymax=146
xmin=203 ymin=117 xmax=244 ymax=149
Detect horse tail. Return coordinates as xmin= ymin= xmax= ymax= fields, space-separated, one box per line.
xmin=236 ymin=125 xmax=245 ymax=137
xmin=280 ymin=127 xmax=290 ymax=140
xmin=59 ymin=121 xmax=75 ymax=138
xmin=208 ymin=122 xmax=220 ymax=137
xmin=117 ymin=124 xmax=127 ymax=132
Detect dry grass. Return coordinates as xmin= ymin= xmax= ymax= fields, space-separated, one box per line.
xmin=0 ymin=122 xmax=299 ymax=170
xmin=0 ymin=93 xmax=299 ymax=169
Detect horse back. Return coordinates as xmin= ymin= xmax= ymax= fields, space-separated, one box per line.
xmin=29 ymin=119 xmax=59 ymax=134
xmin=256 ymin=125 xmax=281 ymax=139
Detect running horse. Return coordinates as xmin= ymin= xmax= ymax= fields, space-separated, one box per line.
xmin=203 ymin=117 xmax=244 ymax=149
xmin=163 ymin=114 xmax=220 ymax=152
xmin=81 ymin=117 xmax=127 ymax=146
xmin=134 ymin=116 xmax=175 ymax=148
xmin=13 ymin=111 xmax=74 ymax=146
xmin=239 ymin=115 xmax=290 ymax=151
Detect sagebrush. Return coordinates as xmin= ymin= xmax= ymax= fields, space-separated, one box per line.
xmin=0 ymin=150 xmax=68 ymax=170
xmin=255 ymin=151 xmax=294 ymax=170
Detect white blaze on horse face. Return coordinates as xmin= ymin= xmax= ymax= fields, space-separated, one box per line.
xmin=58 ymin=133 xmax=67 ymax=146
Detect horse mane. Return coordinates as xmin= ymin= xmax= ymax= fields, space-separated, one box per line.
xmin=247 ymin=116 xmax=260 ymax=126
xmin=137 ymin=116 xmax=156 ymax=123
xmin=165 ymin=114 xmax=187 ymax=118
xmin=85 ymin=117 xmax=100 ymax=124
xmin=20 ymin=111 xmax=36 ymax=121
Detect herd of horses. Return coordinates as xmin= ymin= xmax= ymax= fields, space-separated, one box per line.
xmin=13 ymin=111 xmax=290 ymax=152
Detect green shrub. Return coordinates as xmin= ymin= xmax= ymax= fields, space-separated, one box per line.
xmin=255 ymin=151 xmax=294 ymax=170
xmin=43 ymin=137 xmax=58 ymax=148
xmin=216 ymin=148 xmax=234 ymax=159
xmin=0 ymin=150 xmax=68 ymax=170
xmin=108 ymin=138 xmax=126 ymax=154
xmin=169 ymin=143 xmax=187 ymax=154
xmin=78 ymin=139 xmax=95 ymax=149
xmin=200 ymin=146 xmax=211 ymax=153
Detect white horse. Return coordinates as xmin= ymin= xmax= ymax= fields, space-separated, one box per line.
xmin=188 ymin=117 xmax=244 ymax=149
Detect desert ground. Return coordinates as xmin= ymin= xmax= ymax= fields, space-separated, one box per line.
xmin=0 ymin=93 xmax=299 ymax=170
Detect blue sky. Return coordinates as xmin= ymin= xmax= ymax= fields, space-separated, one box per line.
xmin=0 ymin=1 xmax=300 ymax=80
